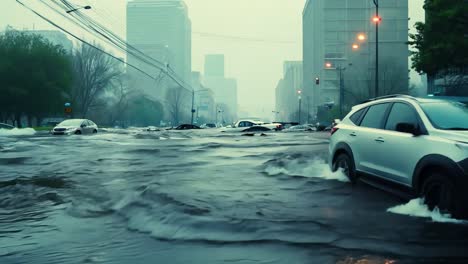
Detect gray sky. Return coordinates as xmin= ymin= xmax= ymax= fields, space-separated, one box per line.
xmin=2 ymin=0 xmax=425 ymax=118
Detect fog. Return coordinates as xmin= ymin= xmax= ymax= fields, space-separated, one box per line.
xmin=1 ymin=0 xmax=425 ymax=119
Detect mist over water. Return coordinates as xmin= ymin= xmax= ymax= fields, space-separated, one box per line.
xmin=1 ymin=129 xmax=468 ymax=264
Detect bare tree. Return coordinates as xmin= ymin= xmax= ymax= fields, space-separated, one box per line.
xmin=166 ymin=86 xmax=187 ymax=125
xmin=71 ymin=43 xmax=122 ymax=117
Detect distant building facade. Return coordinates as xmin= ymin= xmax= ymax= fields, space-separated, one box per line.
xmin=303 ymin=0 xmax=409 ymax=116
xmin=204 ymin=54 xmax=225 ymax=78
xmin=275 ymin=61 xmax=303 ymax=122
xmin=202 ymin=54 xmax=238 ymax=123
xmin=192 ymin=71 xmax=215 ymax=123
xmin=127 ymin=0 xmax=192 ymax=101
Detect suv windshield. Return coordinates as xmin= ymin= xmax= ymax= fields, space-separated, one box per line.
xmin=421 ymin=101 xmax=468 ymax=130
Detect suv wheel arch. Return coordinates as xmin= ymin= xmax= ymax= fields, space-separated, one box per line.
xmin=413 ymin=154 xmax=466 ymax=193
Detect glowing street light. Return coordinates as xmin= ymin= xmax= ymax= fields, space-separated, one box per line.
xmin=352 ymin=44 xmax=359 ymax=50
xmin=373 ymin=16 xmax=382 ymax=23
xmin=357 ymin=34 xmax=366 ymax=41
xmin=325 ymin=62 xmax=332 ymax=68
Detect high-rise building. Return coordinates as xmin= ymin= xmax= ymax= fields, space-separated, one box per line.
xmin=275 ymin=61 xmax=303 ymax=122
xmin=202 ymin=54 xmax=238 ymax=123
xmin=127 ymin=0 xmax=191 ymax=99
xmin=192 ymin=71 xmax=215 ymax=123
xmin=204 ymin=54 xmax=225 ymax=78
xmin=303 ymin=0 xmax=409 ymax=117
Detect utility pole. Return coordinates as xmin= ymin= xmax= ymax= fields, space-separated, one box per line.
xmin=373 ymin=0 xmax=380 ymax=97
xmin=339 ymin=67 xmax=344 ymax=118
xmin=297 ymin=90 xmax=302 ymax=124
xmin=307 ymin=96 xmax=310 ymax=124
xmin=191 ymin=89 xmax=195 ymax=125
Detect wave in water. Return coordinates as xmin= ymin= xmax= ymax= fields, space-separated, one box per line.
xmin=263 ymin=155 xmax=349 ymax=182
xmin=0 ymin=128 xmax=36 ymax=136
xmin=109 ymin=186 xmax=338 ymax=244
xmin=387 ymin=198 xmax=466 ymax=224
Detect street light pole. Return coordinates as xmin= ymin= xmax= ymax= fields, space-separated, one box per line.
xmin=297 ymin=90 xmax=302 ymax=124
xmin=373 ymin=0 xmax=379 ymax=97
xmin=191 ymin=89 xmax=195 ymax=125
xmin=339 ymin=67 xmax=344 ymax=118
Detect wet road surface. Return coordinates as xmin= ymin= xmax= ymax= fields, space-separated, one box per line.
xmin=1 ymin=128 xmax=467 ymax=264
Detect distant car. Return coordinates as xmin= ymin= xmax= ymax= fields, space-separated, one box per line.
xmin=286 ymin=124 xmax=316 ymax=132
xmin=174 ymin=124 xmax=201 ymax=130
xmin=52 ymin=119 xmax=98 ymax=135
xmin=232 ymin=120 xmax=283 ymax=132
xmin=329 ymin=95 xmax=468 ymax=219
xmin=0 ymin=123 xmax=15 ymax=130
xmin=201 ymin=123 xmax=217 ymax=129
xmin=316 ymin=121 xmax=331 ymax=131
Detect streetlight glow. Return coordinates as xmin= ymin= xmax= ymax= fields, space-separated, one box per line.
xmin=352 ymin=44 xmax=359 ymax=50
xmin=325 ymin=62 xmax=332 ymax=68
xmin=373 ymin=16 xmax=381 ymax=23
xmin=357 ymin=34 xmax=366 ymax=41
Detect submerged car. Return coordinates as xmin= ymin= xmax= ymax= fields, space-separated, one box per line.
xmin=230 ymin=120 xmax=283 ymax=132
xmin=52 ymin=119 xmax=98 ymax=135
xmin=329 ymin=95 xmax=468 ymax=219
xmin=0 ymin=123 xmax=15 ymax=130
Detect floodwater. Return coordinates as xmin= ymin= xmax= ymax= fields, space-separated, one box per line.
xmin=1 ymin=128 xmax=467 ymax=264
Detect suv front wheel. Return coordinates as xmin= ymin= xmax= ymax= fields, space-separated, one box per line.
xmin=421 ymin=171 xmax=468 ymax=219
xmin=333 ymin=153 xmax=357 ymax=183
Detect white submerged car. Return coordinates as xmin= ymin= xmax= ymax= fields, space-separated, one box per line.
xmin=226 ymin=120 xmax=283 ymax=132
xmin=52 ymin=119 xmax=98 ymax=135
xmin=329 ymin=95 xmax=468 ymax=219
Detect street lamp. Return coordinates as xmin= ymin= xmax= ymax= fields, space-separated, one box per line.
xmin=297 ymin=90 xmax=302 ymax=124
xmin=352 ymin=44 xmax=359 ymax=50
xmin=66 ymin=5 xmax=91 ymax=14
xmin=357 ymin=33 xmax=366 ymax=41
xmin=325 ymin=62 xmax=332 ymax=68
xmin=373 ymin=0 xmax=380 ymax=97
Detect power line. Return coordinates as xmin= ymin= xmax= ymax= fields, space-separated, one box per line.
xmin=15 ymin=0 xmax=161 ymax=83
xmin=20 ymin=0 xmax=193 ymax=93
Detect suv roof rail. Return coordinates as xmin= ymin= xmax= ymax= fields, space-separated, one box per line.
xmin=360 ymin=94 xmax=416 ymax=104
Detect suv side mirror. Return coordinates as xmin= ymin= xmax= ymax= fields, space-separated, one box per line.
xmin=396 ymin=123 xmax=421 ymax=135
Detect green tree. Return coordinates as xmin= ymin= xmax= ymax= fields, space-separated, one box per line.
xmin=125 ymin=95 xmax=164 ymax=127
xmin=71 ymin=43 xmax=122 ymax=117
xmin=409 ymin=0 xmax=468 ymax=76
xmin=0 ymin=29 xmax=72 ymax=127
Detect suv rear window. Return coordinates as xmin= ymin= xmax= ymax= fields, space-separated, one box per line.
xmin=349 ymin=108 xmax=366 ymax=125
xmin=360 ymin=103 xmax=390 ymax=129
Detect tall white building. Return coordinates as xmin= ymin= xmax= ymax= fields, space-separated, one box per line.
xmin=303 ymin=0 xmax=409 ymax=117
xmin=275 ymin=61 xmax=303 ymax=121
xmin=127 ymin=0 xmax=191 ymax=99
xmin=202 ymin=54 xmax=238 ymax=123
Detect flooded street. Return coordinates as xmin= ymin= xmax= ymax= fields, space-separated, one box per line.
xmin=1 ymin=129 xmax=468 ymax=264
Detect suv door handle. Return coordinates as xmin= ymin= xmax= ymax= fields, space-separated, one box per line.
xmin=375 ymin=137 xmax=385 ymax=143
xmin=350 ymin=132 xmax=357 ymax=137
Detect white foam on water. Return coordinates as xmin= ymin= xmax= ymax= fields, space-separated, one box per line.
xmin=0 ymin=128 xmax=36 ymax=136
xmin=265 ymin=158 xmax=349 ymax=182
xmin=387 ymin=198 xmax=466 ymax=224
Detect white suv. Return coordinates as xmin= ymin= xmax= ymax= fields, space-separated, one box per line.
xmin=329 ymin=95 xmax=468 ymax=219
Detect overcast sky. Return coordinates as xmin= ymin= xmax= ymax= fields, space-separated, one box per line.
xmin=2 ymin=0 xmax=425 ymax=118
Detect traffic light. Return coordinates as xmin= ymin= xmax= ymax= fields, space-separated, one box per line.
xmin=372 ymin=16 xmax=382 ymax=23
xmin=315 ymin=77 xmax=320 ymax=85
